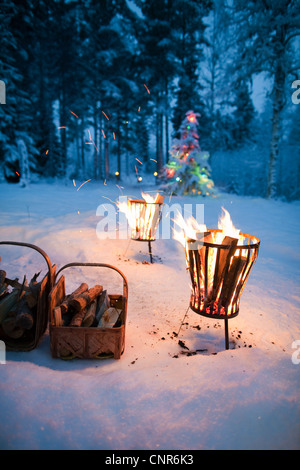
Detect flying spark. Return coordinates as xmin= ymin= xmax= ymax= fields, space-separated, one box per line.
xmin=144 ymin=84 xmax=150 ymax=94
xmin=135 ymin=158 xmax=143 ymax=165
xmin=101 ymin=129 xmax=106 ymax=139
xmin=102 ymin=111 xmax=109 ymax=120
xmin=69 ymin=110 xmax=79 ymax=118
xmin=76 ymin=179 xmax=92 ymax=191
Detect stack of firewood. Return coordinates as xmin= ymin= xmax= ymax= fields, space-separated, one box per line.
xmin=0 ymin=264 xmax=41 ymax=339
xmin=189 ymin=231 xmax=248 ymax=314
xmin=53 ymin=283 xmax=122 ymax=329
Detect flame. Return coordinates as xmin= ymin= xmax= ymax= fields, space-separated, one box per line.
xmin=173 ymin=207 xmax=242 ymax=246
xmin=141 ymin=192 xmax=156 ymax=203
xmin=117 ymin=193 xmax=163 ymax=240
xmin=173 ymin=207 xmax=247 ymax=316
xmin=218 ymin=208 xmax=240 ymax=239
xmin=173 ymin=212 xmax=207 ymax=248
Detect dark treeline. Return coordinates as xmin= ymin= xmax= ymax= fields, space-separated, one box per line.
xmin=0 ymin=0 xmax=299 ymax=199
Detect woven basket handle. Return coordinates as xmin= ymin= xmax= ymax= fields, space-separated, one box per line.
xmin=55 ymin=262 xmax=128 ymax=299
xmin=0 ymin=241 xmax=54 ymax=281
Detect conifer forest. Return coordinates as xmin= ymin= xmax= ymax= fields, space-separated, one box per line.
xmin=0 ymin=0 xmax=299 ymax=199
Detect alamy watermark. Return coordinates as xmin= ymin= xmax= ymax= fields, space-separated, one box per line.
xmin=0 ymin=80 xmax=6 ymax=105
xmin=0 ymin=340 xmax=6 ymax=364
xmin=291 ymin=340 xmax=300 ymax=365
xmin=291 ymin=80 xmax=300 ymax=104
xmin=96 ymin=197 xmax=205 ymax=242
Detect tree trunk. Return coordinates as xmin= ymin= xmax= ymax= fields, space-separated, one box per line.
xmin=81 ymin=118 xmax=85 ymax=174
xmin=94 ymin=106 xmax=98 ymax=180
xmin=99 ymin=115 xmax=103 ymax=180
xmin=117 ymin=117 xmax=121 ymax=181
xmin=105 ymin=139 xmax=109 ymax=180
xmin=157 ymin=111 xmax=163 ymax=172
xmin=267 ymin=51 xmax=286 ymax=198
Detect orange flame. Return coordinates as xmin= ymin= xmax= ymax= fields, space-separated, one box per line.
xmin=117 ymin=193 xmax=164 ymax=241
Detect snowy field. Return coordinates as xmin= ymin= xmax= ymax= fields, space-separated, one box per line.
xmin=0 ymin=178 xmax=299 ymax=450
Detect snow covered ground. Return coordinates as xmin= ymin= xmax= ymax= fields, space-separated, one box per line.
xmin=0 ymin=178 xmax=299 ymax=450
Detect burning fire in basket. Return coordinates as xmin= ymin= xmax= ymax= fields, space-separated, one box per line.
xmin=118 ymin=192 xmax=164 ymax=263
xmin=174 ymin=208 xmax=260 ymax=349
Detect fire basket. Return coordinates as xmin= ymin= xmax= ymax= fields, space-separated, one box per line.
xmin=126 ymin=194 xmax=164 ymax=263
xmin=185 ymin=229 xmax=260 ymax=349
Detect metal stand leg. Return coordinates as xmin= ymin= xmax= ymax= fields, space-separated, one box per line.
xmin=148 ymin=240 xmax=153 ymax=263
xmin=225 ymin=318 xmax=229 ymax=350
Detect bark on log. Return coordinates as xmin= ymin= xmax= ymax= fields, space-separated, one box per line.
xmin=213 ymin=236 xmax=238 ymax=290
xmin=15 ymin=297 xmax=34 ymax=330
xmin=82 ymin=300 xmax=97 ymax=327
xmin=69 ymin=285 xmax=103 ymax=312
xmin=2 ymin=311 xmax=24 ymax=338
xmin=69 ymin=307 xmax=87 ymax=327
xmin=53 ymin=306 xmax=63 ymax=327
xmin=60 ymin=283 xmax=88 ymax=314
xmin=0 ymin=270 xmax=6 ymax=289
xmin=221 ymin=256 xmax=247 ymax=307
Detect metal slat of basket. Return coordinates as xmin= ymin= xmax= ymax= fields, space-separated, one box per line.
xmin=0 ymin=241 xmax=55 ymax=351
xmin=49 ymin=262 xmax=128 ymax=360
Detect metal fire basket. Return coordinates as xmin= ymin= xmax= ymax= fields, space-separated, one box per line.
xmin=186 ymin=229 xmax=260 ymax=349
xmin=128 ymin=199 xmax=163 ymax=263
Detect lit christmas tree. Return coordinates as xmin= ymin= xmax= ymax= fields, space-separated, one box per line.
xmin=161 ymin=110 xmax=215 ymax=196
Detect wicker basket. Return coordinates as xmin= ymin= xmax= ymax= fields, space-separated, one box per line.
xmin=49 ymin=262 xmax=128 ymax=360
xmin=0 ymin=241 xmax=55 ymax=351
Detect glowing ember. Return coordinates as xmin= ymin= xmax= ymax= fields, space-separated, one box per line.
xmin=76 ymin=179 xmax=92 ymax=191
xmin=102 ymin=111 xmax=109 ymax=120
xmin=144 ymin=84 xmax=151 ymax=94
xmin=69 ymin=110 xmax=79 ymax=118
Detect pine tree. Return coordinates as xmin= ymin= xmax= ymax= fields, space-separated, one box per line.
xmin=171 ymin=0 xmax=211 ymax=140
xmin=138 ymin=0 xmax=178 ymax=172
xmin=161 ymin=110 xmax=215 ymax=196
xmin=232 ymin=0 xmax=300 ymax=198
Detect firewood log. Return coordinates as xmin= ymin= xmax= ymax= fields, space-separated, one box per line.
xmin=4 ymin=277 xmax=30 ymax=292
xmin=82 ymin=300 xmax=97 ymax=327
xmin=0 ymin=270 xmax=6 ymax=289
xmin=69 ymin=307 xmax=87 ymax=327
xmin=220 ymin=255 xmax=247 ymax=307
xmin=94 ymin=290 xmax=109 ymax=325
xmin=60 ymin=283 xmax=89 ymax=314
xmin=68 ymin=285 xmax=103 ymax=312
xmin=154 ymin=194 xmax=165 ymax=204
xmin=15 ymin=297 xmax=34 ymax=330
xmin=53 ymin=306 xmax=63 ymax=327
xmin=98 ymin=307 xmax=121 ymax=328
xmin=0 ymin=290 xmax=20 ymax=324
xmin=210 ymin=236 xmax=238 ymax=300
xmin=2 ymin=312 xmax=24 ymax=339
